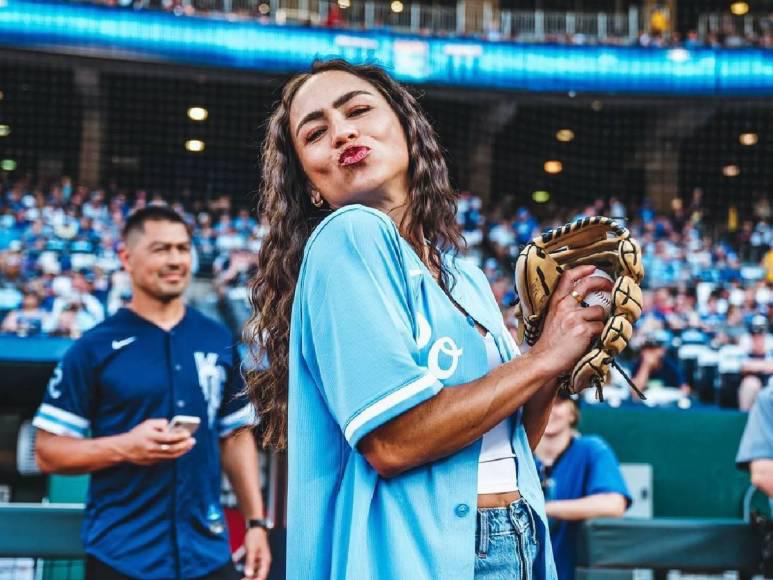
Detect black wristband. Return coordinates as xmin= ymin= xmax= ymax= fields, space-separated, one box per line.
xmin=246 ymin=518 xmax=272 ymax=530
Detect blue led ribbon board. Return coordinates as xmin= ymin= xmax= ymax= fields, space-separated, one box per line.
xmin=2 ymin=0 xmax=773 ymax=95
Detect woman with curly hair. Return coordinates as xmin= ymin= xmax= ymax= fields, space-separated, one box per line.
xmin=244 ymin=59 xmax=610 ymax=579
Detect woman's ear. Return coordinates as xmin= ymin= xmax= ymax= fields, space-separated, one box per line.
xmin=309 ymin=188 xmax=324 ymax=208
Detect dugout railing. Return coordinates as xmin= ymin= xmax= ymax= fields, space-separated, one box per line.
xmin=0 ymin=505 xmax=762 ymax=580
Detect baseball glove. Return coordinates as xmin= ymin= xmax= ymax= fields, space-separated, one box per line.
xmin=512 ymin=216 xmax=645 ymax=400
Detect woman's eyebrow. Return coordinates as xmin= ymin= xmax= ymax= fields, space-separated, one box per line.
xmin=295 ymin=89 xmax=373 ymax=137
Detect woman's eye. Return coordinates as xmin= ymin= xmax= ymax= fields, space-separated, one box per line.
xmin=306 ymin=128 xmax=325 ymax=143
xmin=348 ymin=106 xmax=371 ymax=117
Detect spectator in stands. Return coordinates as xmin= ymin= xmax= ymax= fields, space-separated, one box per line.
xmin=631 ymin=332 xmax=691 ymax=397
xmin=738 ymin=315 xmax=773 ymax=411
xmin=737 ymin=385 xmax=773 ymax=499
xmin=535 ymin=392 xmax=630 ymax=580
xmin=48 ymin=271 xmax=105 ymax=335
xmin=33 ymin=206 xmax=271 ymax=580
xmin=1 ymin=290 xmax=47 ymax=335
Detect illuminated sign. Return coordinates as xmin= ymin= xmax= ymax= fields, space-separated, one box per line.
xmin=2 ymin=0 xmax=773 ymax=95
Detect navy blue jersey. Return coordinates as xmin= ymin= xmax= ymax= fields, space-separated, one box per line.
xmin=33 ymin=307 xmax=255 ymax=579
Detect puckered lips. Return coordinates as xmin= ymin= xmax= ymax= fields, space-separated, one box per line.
xmin=338 ymin=145 xmax=371 ymax=167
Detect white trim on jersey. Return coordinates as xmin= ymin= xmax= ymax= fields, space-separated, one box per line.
xmin=33 ymin=403 xmax=90 ymax=438
xmin=343 ymin=372 xmax=441 ymax=444
xmin=218 ymin=403 xmax=257 ymax=437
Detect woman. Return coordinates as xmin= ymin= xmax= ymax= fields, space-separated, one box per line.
xmin=245 ymin=59 xmax=611 ymax=579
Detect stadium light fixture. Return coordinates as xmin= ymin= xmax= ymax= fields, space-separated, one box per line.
xmin=338 ymin=0 xmax=350 ymax=8
xmin=185 ymin=139 xmax=206 ymax=152
xmin=532 ymin=190 xmax=550 ymax=203
xmin=555 ymin=129 xmax=574 ymax=142
xmin=739 ymin=132 xmax=758 ymax=146
xmin=722 ymin=164 xmax=740 ymax=177
xmin=544 ymin=160 xmax=563 ymax=174
xmin=1 ymin=159 xmax=16 ymax=171
xmin=0 ymin=124 xmax=10 ymax=137
xmin=187 ymin=107 xmax=208 ymax=121
xmin=591 ymin=100 xmax=603 ymax=112
xmin=390 ymin=0 xmax=404 ymax=13
xmin=258 ymin=3 xmax=270 ymax=14
xmin=730 ymin=2 xmax=749 ymax=16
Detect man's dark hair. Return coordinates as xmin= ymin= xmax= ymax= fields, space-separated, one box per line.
xmin=122 ymin=204 xmax=191 ymax=241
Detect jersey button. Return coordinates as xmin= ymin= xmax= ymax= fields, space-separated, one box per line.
xmin=174 ymin=364 xmax=182 ymax=371
xmin=454 ymin=504 xmax=470 ymax=518
xmin=176 ymin=400 xmax=185 ymax=408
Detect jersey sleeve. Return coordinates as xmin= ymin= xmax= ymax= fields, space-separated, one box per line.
xmin=584 ymin=436 xmax=632 ymax=506
xmin=736 ymin=386 xmax=773 ymax=469
xmin=217 ymin=345 xmax=257 ymax=438
xmin=299 ymin=207 xmax=444 ymax=449
xmin=32 ymin=343 xmax=95 ymax=438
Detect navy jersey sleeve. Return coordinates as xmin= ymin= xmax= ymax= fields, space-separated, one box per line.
xmin=584 ymin=436 xmax=632 ymax=506
xmin=737 ymin=386 xmax=773 ymax=469
xmin=217 ymin=345 xmax=256 ymax=438
xmin=298 ymin=207 xmax=443 ymax=449
xmin=32 ymin=342 xmax=95 ymax=438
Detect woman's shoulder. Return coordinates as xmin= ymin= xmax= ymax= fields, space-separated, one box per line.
xmin=447 ymin=253 xmax=487 ymax=283
xmin=304 ymin=205 xmax=400 ymax=258
xmin=445 ymin=253 xmax=497 ymax=300
xmin=299 ymin=205 xmax=406 ymax=286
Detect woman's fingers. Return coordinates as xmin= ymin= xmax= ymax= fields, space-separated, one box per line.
xmin=552 ymin=265 xmax=597 ymax=303
xmin=571 ymin=275 xmax=614 ymax=302
xmin=577 ymin=305 xmax=607 ymax=321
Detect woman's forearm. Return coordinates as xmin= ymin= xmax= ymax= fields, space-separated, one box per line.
xmin=359 ymin=350 xmax=556 ymax=478
xmin=523 ymin=378 xmax=559 ymax=450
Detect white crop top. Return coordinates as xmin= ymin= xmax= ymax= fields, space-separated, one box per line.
xmin=477 ymin=332 xmax=518 ymax=494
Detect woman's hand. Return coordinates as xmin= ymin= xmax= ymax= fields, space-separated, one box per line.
xmin=529 ymin=265 xmax=613 ymax=377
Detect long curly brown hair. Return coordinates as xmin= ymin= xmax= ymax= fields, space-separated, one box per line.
xmin=244 ymin=59 xmax=463 ymax=449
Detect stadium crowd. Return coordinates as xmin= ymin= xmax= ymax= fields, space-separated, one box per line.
xmin=67 ymin=0 xmax=773 ymax=49
xmin=0 ymin=173 xmax=770 ymax=408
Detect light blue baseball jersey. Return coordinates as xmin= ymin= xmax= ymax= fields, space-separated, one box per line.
xmin=288 ymin=205 xmax=557 ymax=580
xmin=32 ymin=307 xmax=255 ymax=579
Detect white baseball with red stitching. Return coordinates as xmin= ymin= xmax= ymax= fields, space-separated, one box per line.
xmin=585 ymin=269 xmax=613 ymax=316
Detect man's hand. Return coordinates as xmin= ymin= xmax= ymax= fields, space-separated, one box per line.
xmin=118 ymin=419 xmax=195 ymax=466
xmin=240 ymin=527 xmax=271 ymax=580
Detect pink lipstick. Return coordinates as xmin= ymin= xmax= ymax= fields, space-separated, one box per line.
xmin=339 ymin=146 xmax=371 ymax=166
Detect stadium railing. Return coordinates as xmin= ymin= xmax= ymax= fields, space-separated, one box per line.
xmin=699 ymin=12 xmax=773 ymax=41
xmin=65 ymin=0 xmax=640 ymax=41
xmin=0 ymin=503 xmax=85 ymax=580
xmin=0 ymin=504 xmax=762 ymax=580
xmin=576 ymin=517 xmax=761 ymax=579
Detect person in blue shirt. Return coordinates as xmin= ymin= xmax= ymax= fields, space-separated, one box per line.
xmin=33 ymin=206 xmax=271 ymax=580
xmin=535 ymin=392 xmax=631 ymax=580
xmin=244 ymin=59 xmax=612 ymax=580
xmin=737 ymin=385 xmax=773 ymax=498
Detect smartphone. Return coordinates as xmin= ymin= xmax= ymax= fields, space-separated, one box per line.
xmin=168 ymin=415 xmax=201 ymax=436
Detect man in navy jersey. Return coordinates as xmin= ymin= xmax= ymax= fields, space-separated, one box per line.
xmin=33 ymin=205 xmax=271 ymax=580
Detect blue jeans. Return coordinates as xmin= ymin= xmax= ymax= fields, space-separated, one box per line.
xmin=474 ymin=498 xmax=540 ymax=580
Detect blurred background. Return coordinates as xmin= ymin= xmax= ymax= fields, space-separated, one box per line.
xmin=0 ymin=0 xmax=771 ymax=578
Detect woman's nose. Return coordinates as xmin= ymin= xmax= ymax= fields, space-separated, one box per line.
xmin=331 ymin=118 xmax=358 ymax=149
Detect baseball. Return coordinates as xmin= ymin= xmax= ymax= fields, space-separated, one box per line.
xmin=583 ymin=269 xmax=613 ymax=316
